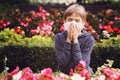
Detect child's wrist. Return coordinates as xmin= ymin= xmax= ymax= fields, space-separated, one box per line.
xmin=66 ymin=38 xmax=71 ymax=43
xmin=73 ymin=39 xmax=78 ymax=43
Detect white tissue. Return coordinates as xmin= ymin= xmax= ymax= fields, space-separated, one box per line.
xmin=63 ymin=21 xmax=84 ymax=31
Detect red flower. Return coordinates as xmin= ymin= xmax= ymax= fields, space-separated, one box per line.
xmin=112 ymin=27 xmax=119 ymax=32
xmin=105 ymin=25 xmax=113 ymax=33
xmin=117 ymin=30 xmax=120 ymax=34
xmin=86 ymin=26 xmax=94 ymax=31
xmin=0 ymin=20 xmax=4 ymax=23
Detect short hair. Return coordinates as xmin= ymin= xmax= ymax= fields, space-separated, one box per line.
xmin=64 ymin=4 xmax=86 ymax=22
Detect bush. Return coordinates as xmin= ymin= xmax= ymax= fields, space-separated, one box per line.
xmin=0 ymin=46 xmax=57 ymax=73
xmin=91 ymin=35 xmax=120 ymax=72
xmin=0 ymin=28 xmax=120 ymax=74
xmin=0 ymin=28 xmax=56 ymax=72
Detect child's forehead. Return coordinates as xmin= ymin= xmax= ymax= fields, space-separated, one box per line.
xmin=67 ymin=13 xmax=82 ymax=18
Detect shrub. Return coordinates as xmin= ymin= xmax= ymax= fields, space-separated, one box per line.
xmin=91 ymin=35 xmax=120 ymax=72
xmin=0 ymin=28 xmax=56 ymax=73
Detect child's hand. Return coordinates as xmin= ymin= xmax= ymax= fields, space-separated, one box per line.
xmin=66 ymin=23 xmax=81 ymax=43
xmin=72 ymin=24 xmax=80 ymax=43
xmin=66 ymin=24 xmax=73 ymax=43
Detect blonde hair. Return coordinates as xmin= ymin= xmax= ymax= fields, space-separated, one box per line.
xmin=64 ymin=4 xmax=86 ymax=22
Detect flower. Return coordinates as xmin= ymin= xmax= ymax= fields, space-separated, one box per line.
xmin=37 ymin=68 xmax=53 ymax=80
xmin=71 ymin=73 xmax=85 ymax=80
xmin=1 ymin=60 xmax=120 ymax=80
xmin=9 ymin=66 xmax=19 ymax=76
xmin=74 ymin=60 xmax=90 ymax=80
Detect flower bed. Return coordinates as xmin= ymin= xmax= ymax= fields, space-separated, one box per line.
xmin=1 ymin=60 xmax=120 ymax=80
xmin=0 ymin=4 xmax=120 ymax=39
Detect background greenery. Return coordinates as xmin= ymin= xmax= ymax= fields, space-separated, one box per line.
xmin=0 ymin=29 xmax=120 ymax=73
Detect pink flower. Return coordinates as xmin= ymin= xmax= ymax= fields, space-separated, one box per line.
xmin=79 ymin=60 xmax=86 ymax=68
xmin=32 ymin=13 xmax=38 ymax=18
xmin=40 ymin=68 xmax=52 ymax=76
xmin=31 ymin=30 xmax=37 ymax=35
xmin=6 ymin=21 xmax=10 ymax=26
xmin=45 ymin=30 xmax=51 ymax=37
xmin=39 ymin=31 xmax=45 ymax=35
xmin=38 ymin=68 xmax=53 ymax=80
xmin=31 ymin=26 xmax=40 ymax=34
xmin=23 ymin=67 xmax=32 ymax=74
xmin=39 ymin=6 xmax=46 ymax=12
xmin=114 ymin=16 xmax=119 ymax=20
xmin=20 ymin=67 xmax=36 ymax=80
xmin=69 ymin=68 xmax=74 ymax=76
xmin=60 ymin=25 xmax=64 ymax=32
xmin=99 ymin=25 xmax=104 ymax=30
xmin=9 ymin=66 xmax=19 ymax=76
xmin=79 ymin=70 xmax=90 ymax=80
xmin=102 ymin=66 xmax=120 ymax=80
xmin=85 ymin=22 xmax=90 ymax=27
xmin=26 ymin=18 xmax=32 ymax=22
xmin=20 ymin=21 xmax=28 ymax=27
xmin=74 ymin=60 xmax=90 ymax=80
xmin=42 ymin=16 xmax=46 ymax=22
xmin=108 ymin=21 xmax=114 ymax=25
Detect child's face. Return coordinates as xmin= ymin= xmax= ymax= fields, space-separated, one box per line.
xmin=65 ymin=13 xmax=83 ymax=23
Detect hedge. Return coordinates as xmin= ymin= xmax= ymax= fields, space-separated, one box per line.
xmin=0 ymin=29 xmax=120 ymax=73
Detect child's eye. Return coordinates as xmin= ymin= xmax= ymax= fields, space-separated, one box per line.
xmin=75 ymin=19 xmax=80 ymax=22
xmin=67 ymin=18 xmax=73 ymax=22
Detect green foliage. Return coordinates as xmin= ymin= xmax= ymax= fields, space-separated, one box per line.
xmin=0 ymin=28 xmax=22 ymax=47
xmin=0 ymin=26 xmax=120 ymax=73
xmin=0 ymin=28 xmax=55 ymax=72
xmin=111 ymin=0 xmax=120 ymax=10
xmin=91 ymin=35 xmax=120 ymax=72
xmin=0 ymin=35 xmax=120 ymax=73
xmin=0 ymin=46 xmax=57 ymax=73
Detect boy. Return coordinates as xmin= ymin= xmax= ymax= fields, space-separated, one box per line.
xmin=54 ymin=4 xmax=95 ymax=74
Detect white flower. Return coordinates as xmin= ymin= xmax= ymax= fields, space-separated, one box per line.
xmin=71 ymin=73 xmax=85 ymax=80
xmin=98 ymin=75 xmax=106 ymax=80
xmin=91 ymin=75 xmax=106 ymax=80
xmin=13 ymin=71 xmax=22 ymax=80
xmin=102 ymin=30 xmax=110 ymax=38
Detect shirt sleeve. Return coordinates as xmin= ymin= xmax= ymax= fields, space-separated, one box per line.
xmin=71 ymin=43 xmax=82 ymax=67
xmin=54 ymin=33 xmax=72 ymax=67
xmin=79 ymin=36 xmax=95 ymax=69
